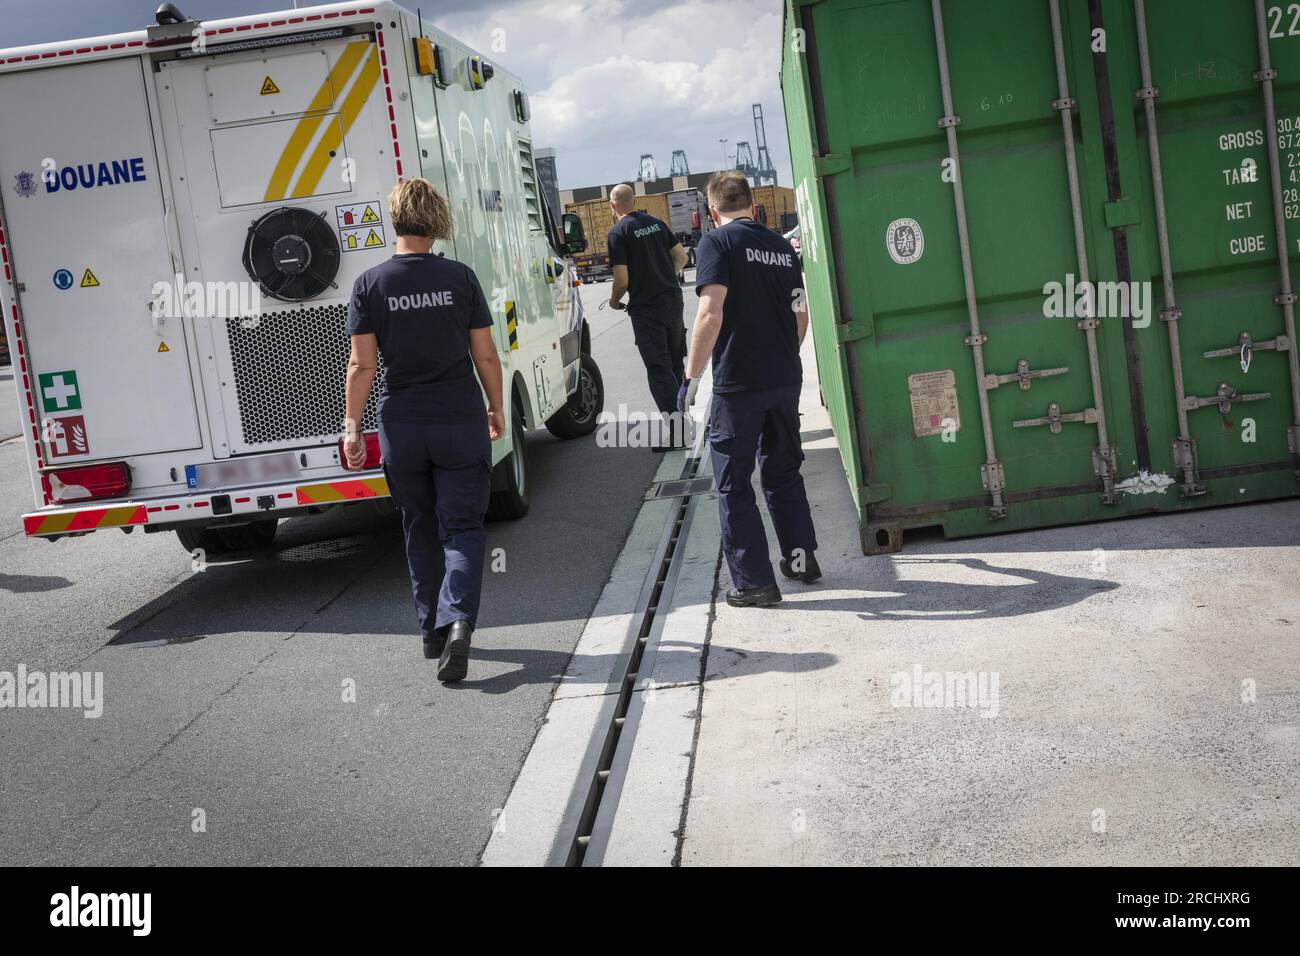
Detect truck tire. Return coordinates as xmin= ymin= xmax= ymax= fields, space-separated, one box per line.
xmin=545 ymin=353 xmax=604 ymax=440
xmin=216 ymin=519 xmax=278 ymax=551
xmin=487 ymin=397 xmax=530 ymax=520
xmin=175 ymin=526 xmax=227 ymax=556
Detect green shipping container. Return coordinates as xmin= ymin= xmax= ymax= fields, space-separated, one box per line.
xmin=782 ymin=0 xmax=1300 ymax=553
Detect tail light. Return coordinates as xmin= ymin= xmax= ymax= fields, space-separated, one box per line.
xmin=43 ymin=462 xmax=130 ymax=503
xmin=337 ymin=431 xmax=381 ymax=469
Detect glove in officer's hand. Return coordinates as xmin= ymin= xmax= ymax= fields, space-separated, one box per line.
xmin=342 ymin=434 xmax=367 ymax=471
xmin=677 ymin=377 xmax=699 ymax=414
xmin=487 ymin=407 xmax=505 ymax=441
xmin=608 ymin=298 xmax=625 ymax=311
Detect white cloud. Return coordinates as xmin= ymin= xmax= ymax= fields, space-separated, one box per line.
xmin=431 ymin=0 xmax=791 ymax=190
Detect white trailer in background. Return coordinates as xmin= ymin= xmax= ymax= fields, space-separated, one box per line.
xmin=0 ymin=1 xmax=602 ymax=552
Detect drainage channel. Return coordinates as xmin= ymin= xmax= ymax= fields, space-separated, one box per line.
xmin=556 ymin=409 xmax=713 ymax=868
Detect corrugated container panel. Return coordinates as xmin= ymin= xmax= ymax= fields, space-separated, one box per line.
xmin=753 ymin=184 xmax=796 ymax=231
xmin=782 ymin=0 xmax=1300 ymax=553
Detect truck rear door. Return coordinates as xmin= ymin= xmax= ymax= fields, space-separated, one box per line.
xmin=0 ymin=57 xmax=203 ymax=465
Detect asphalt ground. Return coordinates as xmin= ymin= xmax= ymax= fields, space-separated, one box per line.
xmin=0 ymin=275 xmax=690 ymax=864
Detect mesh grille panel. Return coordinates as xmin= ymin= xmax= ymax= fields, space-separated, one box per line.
xmin=226 ymin=305 xmax=383 ymax=447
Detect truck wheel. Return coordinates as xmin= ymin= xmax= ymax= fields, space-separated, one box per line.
xmin=545 ymin=353 xmax=604 ymax=440
xmin=175 ymin=526 xmax=227 ymax=556
xmin=487 ymin=397 xmax=530 ymax=520
xmin=216 ymin=519 xmax=278 ymax=551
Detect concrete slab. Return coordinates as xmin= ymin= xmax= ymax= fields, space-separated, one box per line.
xmin=596 ymin=482 xmax=722 ymax=866
xmin=677 ymin=338 xmax=1300 ymax=866
xmin=599 ymin=684 xmax=700 ymax=867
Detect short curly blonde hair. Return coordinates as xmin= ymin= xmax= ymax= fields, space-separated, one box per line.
xmin=388 ymin=178 xmax=453 ymax=240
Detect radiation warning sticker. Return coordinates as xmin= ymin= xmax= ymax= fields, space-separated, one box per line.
xmin=260 ymin=76 xmax=280 ymax=95
xmin=907 ymin=369 xmax=960 ymax=438
xmin=340 ymin=225 xmax=386 ymax=252
xmin=335 ymin=201 xmax=382 ymax=229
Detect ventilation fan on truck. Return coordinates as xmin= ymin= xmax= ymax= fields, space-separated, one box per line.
xmin=242 ymin=207 xmax=341 ymax=302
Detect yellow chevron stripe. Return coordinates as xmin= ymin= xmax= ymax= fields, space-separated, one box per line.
xmin=37 ymin=512 xmax=77 ymax=534
xmin=263 ymin=40 xmax=368 ymax=202
xmin=298 ymin=477 xmax=389 ymax=503
xmin=290 ymin=44 xmax=381 ymax=199
xmin=97 ymin=506 xmax=145 ymax=527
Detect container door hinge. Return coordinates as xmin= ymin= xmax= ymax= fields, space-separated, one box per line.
xmin=1012 ymin=402 xmax=1098 ymax=434
xmin=983 ymin=359 xmax=1068 ymax=392
xmin=1287 ymin=425 xmax=1300 ymax=480
xmin=1093 ymin=446 xmax=1119 ymax=504
xmin=980 ymin=462 xmax=1007 ymax=519
xmin=1183 ymin=382 xmax=1271 ymax=415
xmin=1104 ymin=197 xmax=1141 ymax=229
xmin=1170 ymin=438 xmax=1206 ymax=497
xmin=814 ymin=152 xmax=850 ymax=178
xmin=835 ymin=319 xmax=871 ymax=343
xmin=862 ymin=482 xmax=893 ymax=504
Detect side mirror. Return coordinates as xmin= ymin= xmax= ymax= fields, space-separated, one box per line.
xmin=562 ymin=212 xmax=587 ymax=254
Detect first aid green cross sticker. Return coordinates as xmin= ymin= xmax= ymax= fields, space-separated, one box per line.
xmin=39 ymin=370 xmax=81 ymax=412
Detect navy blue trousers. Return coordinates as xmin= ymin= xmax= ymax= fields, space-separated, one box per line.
xmin=629 ymin=292 xmax=686 ymax=415
xmin=379 ymin=417 xmax=491 ymax=636
xmin=709 ymin=385 xmax=818 ymax=591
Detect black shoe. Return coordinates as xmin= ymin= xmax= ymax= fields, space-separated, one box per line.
xmin=437 ymin=620 xmax=472 ymax=682
xmin=422 ymin=631 xmax=446 ymax=659
xmin=780 ymin=553 xmax=822 ymax=584
xmin=725 ymin=583 xmax=782 ymax=608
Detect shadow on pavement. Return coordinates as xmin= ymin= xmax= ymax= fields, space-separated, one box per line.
xmin=778 ymin=556 xmax=1117 ymax=622
xmin=442 ymin=643 xmax=837 ymax=695
xmin=105 ymin=431 xmax=669 ymax=647
xmin=0 ymin=570 xmax=73 ymax=593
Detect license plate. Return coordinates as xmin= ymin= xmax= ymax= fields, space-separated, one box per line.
xmin=185 ymin=452 xmax=301 ymax=491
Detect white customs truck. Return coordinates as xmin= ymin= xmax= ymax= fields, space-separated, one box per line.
xmin=0 ymin=1 xmax=601 ymax=553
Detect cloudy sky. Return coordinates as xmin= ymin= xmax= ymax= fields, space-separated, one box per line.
xmin=1 ymin=0 xmax=792 ymax=190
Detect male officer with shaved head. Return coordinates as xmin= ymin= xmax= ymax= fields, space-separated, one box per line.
xmin=679 ymin=171 xmax=819 ymax=607
xmin=607 ymin=183 xmax=691 ymax=450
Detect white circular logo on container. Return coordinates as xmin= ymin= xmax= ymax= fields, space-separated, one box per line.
xmin=886 ymin=218 xmax=924 ymax=264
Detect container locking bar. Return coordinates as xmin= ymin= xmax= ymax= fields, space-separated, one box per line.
xmin=1134 ymin=0 xmax=1203 ymax=497
xmin=984 ymin=360 xmax=1068 ymax=392
xmin=1203 ymin=331 xmax=1291 ymax=364
xmin=1183 ymin=384 xmax=1272 ymax=416
xmin=930 ymin=0 xmax=1006 ymax=519
xmin=1252 ymin=0 xmax=1300 ymax=480
xmin=1049 ymin=0 xmax=1117 ymax=503
xmin=1013 ymin=403 xmax=1099 ymax=434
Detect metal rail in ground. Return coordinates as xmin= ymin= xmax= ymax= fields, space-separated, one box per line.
xmin=548 ymin=408 xmax=713 ymax=867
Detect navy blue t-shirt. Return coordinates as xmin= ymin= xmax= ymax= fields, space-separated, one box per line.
xmin=607 ymin=211 xmax=680 ymax=307
xmin=347 ymin=253 xmax=493 ymax=422
xmin=693 ymin=219 xmax=802 ymax=393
